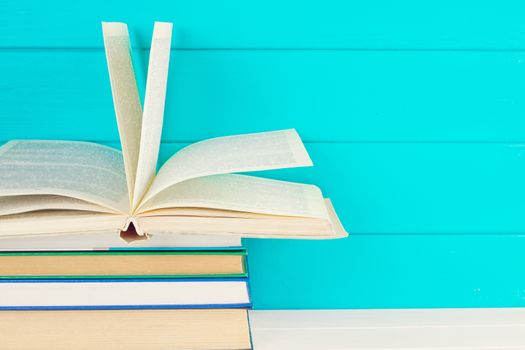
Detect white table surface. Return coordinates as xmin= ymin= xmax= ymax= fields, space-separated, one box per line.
xmin=249 ymin=308 xmax=525 ymax=349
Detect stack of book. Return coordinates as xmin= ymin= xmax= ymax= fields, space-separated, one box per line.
xmin=0 ymin=235 xmax=253 ymax=349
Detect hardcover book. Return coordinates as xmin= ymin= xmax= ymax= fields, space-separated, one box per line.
xmin=0 ymin=309 xmax=252 ymax=349
xmin=0 ymin=278 xmax=251 ymax=310
xmin=0 ymin=250 xmax=248 ymax=279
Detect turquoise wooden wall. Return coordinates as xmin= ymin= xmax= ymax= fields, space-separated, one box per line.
xmin=2 ymin=1 xmax=525 ymax=309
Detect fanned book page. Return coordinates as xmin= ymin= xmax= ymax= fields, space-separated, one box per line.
xmin=140 ymin=129 xmax=313 ymax=206
xmin=0 ymin=21 xmax=348 ymax=242
xmin=102 ymin=22 xmax=143 ymax=205
xmin=132 ymin=22 xmax=172 ymax=209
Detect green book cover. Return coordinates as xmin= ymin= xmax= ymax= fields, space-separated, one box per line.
xmin=0 ymin=250 xmax=248 ymax=279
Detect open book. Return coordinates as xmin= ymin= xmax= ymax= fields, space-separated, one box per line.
xmin=0 ymin=22 xmax=347 ymax=241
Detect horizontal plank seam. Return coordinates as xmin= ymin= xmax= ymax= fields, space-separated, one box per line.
xmin=3 ymin=140 xmax=525 ymax=145
xmin=3 ymin=47 xmax=525 ymax=52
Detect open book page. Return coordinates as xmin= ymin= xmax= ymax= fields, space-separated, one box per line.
xmin=0 ymin=141 xmax=129 ymax=213
xmin=140 ymin=129 xmax=313 ymax=207
xmin=132 ymin=22 xmax=172 ymax=210
xmin=0 ymin=195 xmax=116 ymax=216
xmin=102 ymin=22 xmax=142 ymax=205
xmin=139 ymin=174 xmax=329 ymax=219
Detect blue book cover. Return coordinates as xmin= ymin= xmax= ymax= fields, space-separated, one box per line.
xmin=0 ymin=277 xmax=252 ymax=310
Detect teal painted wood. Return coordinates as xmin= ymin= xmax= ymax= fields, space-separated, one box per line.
xmin=244 ymin=235 xmax=525 ymax=309
xmin=3 ymin=50 xmax=525 ymax=142
xmin=2 ymin=0 xmax=525 ymax=49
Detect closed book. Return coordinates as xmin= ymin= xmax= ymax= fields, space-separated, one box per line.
xmin=0 ymin=278 xmax=251 ymax=310
xmin=0 ymin=250 xmax=247 ymax=279
xmin=0 ymin=309 xmax=252 ymax=349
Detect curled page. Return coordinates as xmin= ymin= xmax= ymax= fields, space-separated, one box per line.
xmin=132 ymin=22 xmax=172 ymax=210
xmin=0 ymin=141 xmax=129 ymax=213
xmin=102 ymin=22 xmax=142 ymax=207
xmin=140 ymin=129 xmax=313 ymax=207
xmin=139 ymin=174 xmax=329 ymax=219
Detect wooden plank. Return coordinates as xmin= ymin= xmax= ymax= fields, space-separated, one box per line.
xmin=244 ymin=235 xmax=525 ymax=309
xmin=249 ymin=309 xmax=525 ymax=349
xmin=154 ymin=142 xmax=525 ymax=235
xmin=2 ymin=0 xmax=525 ymax=49
xmin=2 ymin=50 xmax=525 ymax=142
